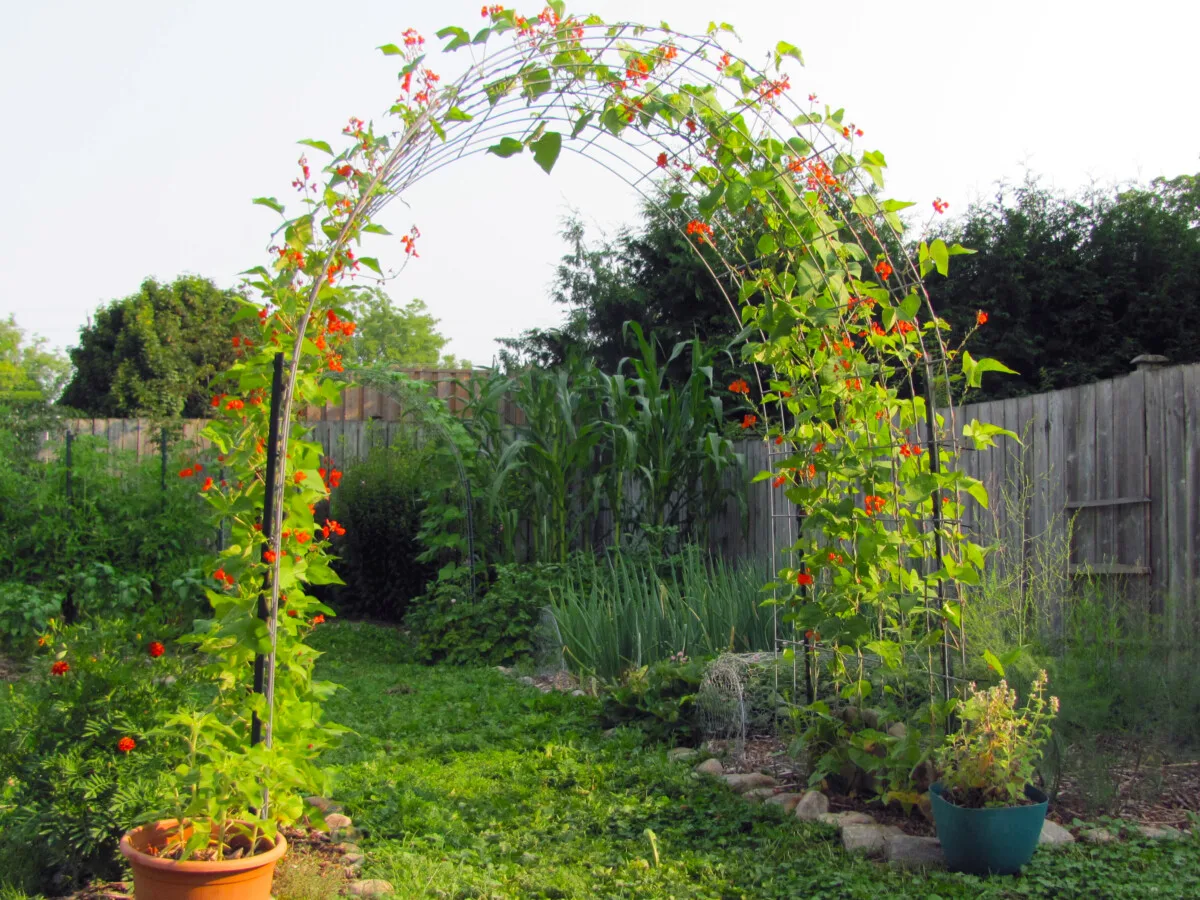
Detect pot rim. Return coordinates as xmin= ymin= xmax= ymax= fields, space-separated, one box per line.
xmin=119 ymin=819 xmax=288 ymax=873
xmin=930 ymin=781 xmax=1048 ymax=811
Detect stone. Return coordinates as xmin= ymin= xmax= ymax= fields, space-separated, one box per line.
xmin=764 ymin=792 xmax=805 ymax=813
xmin=668 ymin=747 xmax=698 ymax=762
xmin=517 ymin=675 xmax=536 ymax=686
xmin=346 ymin=880 xmax=395 ymax=897
xmin=817 ymin=811 xmax=876 ymax=829
xmin=570 ymin=689 xmax=586 ymax=697
xmin=494 ymin=665 xmax=513 ymax=676
xmin=1080 ymin=827 xmax=1117 ymax=844
xmin=794 ymin=790 xmax=830 ymax=821
xmin=1038 ymin=820 xmax=1075 ymax=845
xmin=841 ymin=823 xmax=904 ymax=858
xmin=860 ymin=708 xmax=881 ymax=730
xmin=1138 ymin=824 xmax=1184 ymax=841
xmin=743 ymin=787 xmax=777 ymax=803
xmin=721 ymin=773 xmax=777 ymax=794
xmin=839 ymin=706 xmax=861 ymax=727
xmin=884 ymin=834 xmax=945 ymax=869
xmin=694 ymin=758 xmax=724 ymax=777
xmin=887 ymin=722 xmax=908 ymax=739
xmin=325 ymin=813 xmax=353 ymax=830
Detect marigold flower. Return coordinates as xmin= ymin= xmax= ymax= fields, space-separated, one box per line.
xmin=740 ymin=414 xmax=757 ymax=429
xmin=37 ymin=635 xmax=47 ymax=647
xmin=50 ymin=660 xmax=70 ymax=676
xmin=148 ymin=641 xmax=165 ymax=658
xmin=117 ymin=737 xmax=136 ymax=753
xmin=796 ymin=572 xmax=814 ymax=587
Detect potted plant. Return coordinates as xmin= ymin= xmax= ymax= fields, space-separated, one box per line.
xmin=930 ymin=670 xmax=1060 ymax=875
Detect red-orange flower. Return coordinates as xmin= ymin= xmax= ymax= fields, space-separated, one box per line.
xmin=294 ymin=471 xmax=307 ymax=484
xmin=263 ymin=550 xmax=277 ymax=564
xmin=685 ymin=219 xmax=714 ymax=244
xmin=796 ymin=572 xmax=814 ymax=587
xmin=864 ymin=494 xmax=887 ymax=515
xmin=201 ymin=477 xmax=214 ymax=491
xmin=117 ymin=737 xmax=136 ymax=753
xmin=976 ymin=310 xmax=988 ymax=326
xmin=874 ymin=260 xmax=893 ymax=280
xmin=148 ymin=641 xmax=165 ymax=658
xmin=312 ymin=614 xmax=326 ymax=625
xmin=50 ymin=660 xmax=70 ymax=676
xmin=933 ymin=198 xmax=949 ymax=214
xmin=728 ymin=378 xmax=750 ymax=395
xmin=656 ymin=152 xmax=668 ymax=168
xmin=772 ymin=474 xmax=786 ymax=488
xmin=740 ymin=414 xmax=757 ymax=429
xmin=178 ymin=468 xmax=194 ymax=478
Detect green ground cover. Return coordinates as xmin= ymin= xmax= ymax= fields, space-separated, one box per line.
xmin=311 ymin=623 xmax=1198 ymax=900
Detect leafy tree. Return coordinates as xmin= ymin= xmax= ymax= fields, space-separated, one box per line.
xmin=0 ymin=316 xmax=69 ymax=403
xmin=926 ymin=172 xmax=1200 ymax=399
xmin=343 ymin=288 xmax=460 ymax=368
xmin=59 ymin=276 xmax=249 ymax=418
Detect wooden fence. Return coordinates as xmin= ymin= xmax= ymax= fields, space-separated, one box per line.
xmin=42 ymin=362 xmax=1199 ymax=621
xmin=949 ymin=359 xmax=1199 ymax=625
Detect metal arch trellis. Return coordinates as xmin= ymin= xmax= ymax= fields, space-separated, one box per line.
xmin=263 ymin=6 xmax=983 ymax=752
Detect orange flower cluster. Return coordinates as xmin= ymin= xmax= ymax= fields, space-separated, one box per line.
xmin=841 ymin=125 xmax=864 ymax=139
xmin=740 ymin=414 xmax=757 ymax=429
xmin=893 ymin=320 xmax=915 ymax=336
xmin=899 ymin=442 xmax=923 ymax=458
xmin=321 ymin=519 xmax=347 ymax=539
xmin=656 ymin=152 xmax=668 ymax=168
xmin=148 ymin=641 xmax=165 ymax=658
xmin=796 ymin=572 xmax=814 ymax=587
xmin=686 ymin=219 xmax=714 ymax=244
xmin=51 ymin=660 xmax=70 ymax=676
xmin=401 ymin=225 xmax=421 ymax=257
xmin=318 ymin=464 xmax=343 ymax=491
xmin=864 ymin=495 xmax=887 ymax=515
xmin=480 ymin=4 xmax=504 ymax=16
xmin=117 ymin=736 xmax=136 ymax=753
xmin=758 ymin=75 xmax=790 ymax=101
xmin=213 ymin=568 xmax=236 ymax=588
xmin=773 ymin=473 xmax=787 ymax=488
xmin=976 ymin=310 xmax=989 ymax=326
xmin=933 ymin=197 xmax=949 ymax=214
xmin=728 ymin=378 xmax=750 ymax=395
xmin=874 ymin=260 xmax=893 ymax=280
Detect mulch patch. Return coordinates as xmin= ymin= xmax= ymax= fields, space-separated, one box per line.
xmin=711 ymin=731 xmax=1198 ymax=834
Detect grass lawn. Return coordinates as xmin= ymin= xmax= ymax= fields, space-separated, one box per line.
xmin=309 ymin=623 xmax=1198 ymax=900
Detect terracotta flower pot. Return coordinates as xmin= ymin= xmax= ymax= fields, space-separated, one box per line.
xmin=120 ymin=819 xmax=287 ymax=900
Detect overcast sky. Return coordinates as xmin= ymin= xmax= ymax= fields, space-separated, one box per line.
xmin=2 ymin=0 xmax=1197 ymax=365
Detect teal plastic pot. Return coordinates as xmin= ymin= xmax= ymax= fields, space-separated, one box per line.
xmin=930 ymin=782 xmax=1048 ymax=875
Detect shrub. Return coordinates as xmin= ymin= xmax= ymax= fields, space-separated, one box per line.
xmin=328 ymin=438 xmax=437 ymax=621
xmin=0 ymin=617 xmax=197 ymax=892
xmin=405 ymin=564 xmax=561 ymax=666
xmin=599 ymin=656 xmax=707 ymax=740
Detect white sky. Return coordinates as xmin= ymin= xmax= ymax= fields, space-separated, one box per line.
xmin=2 ymin=0 xmax=1197 ymax=366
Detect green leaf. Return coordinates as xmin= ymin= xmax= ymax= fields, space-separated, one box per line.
xmin=930 ymin=239 xmax=950 ymax=276
xmin=665 ymin=191 xmax=687 ymax=210
xmin=756 ymin=234 xmax=778 ymax=256
xmin=571 ymin=112 xmax=593 ymax=138
xmin=444 ymin=106 xmax=474 ymax=122
xmin=982 ymin=649 xmax=1006 ymax=678
xmin=252 ymin=197 xmax=284 ymax=214
xmin=775 ymin=41 xmax=804 ymax=65
xmin=436 ymin=26 xmax=471 ymax=51
xmin=487 ymin=137 xmax=524 ymax=159
xmin=521 ymin=67 xmax=553 ymax=100
xmin=725 ymin=181 xmax=751 ymax=210
xmin=357 ymin=257 xmax=383 ymax=276
xmin=377 ymin=43 xmax=404 ymax=56
xmin=531 ymin=131 xmax=562 ymax=174
xmin=298 ymin=139 xmax=333 ymax=156
xmin=361 ymin=223 xmax=392 ymax=235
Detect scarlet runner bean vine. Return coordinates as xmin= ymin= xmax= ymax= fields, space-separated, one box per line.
xmin=170 ymin=4 xmax=1016 ymax=851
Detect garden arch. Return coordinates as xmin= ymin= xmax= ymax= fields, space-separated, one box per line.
xmin=215 ymin=4 xmax=1007 ymax=788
